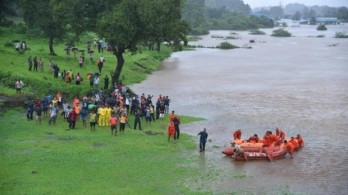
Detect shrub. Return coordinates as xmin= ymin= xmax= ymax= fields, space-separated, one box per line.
xmin=335 ymin=32 xmax=348 ymax=38
xmin=216 ymin=42 xmax=239 ymax=49
xmin=271 ymin=28 xmax=291 ymax=37
xmin=211 ymin=35 xmax=224 ymax=38
xmin=224 ymin=36 xmax=238 ymax=39
xmin=317 ymin=24 xmax=327 ymax=31
xmin=4 ymin=41 xmax=13 ymax=47
xmin=316 ymin=35 xmax=325 ymax=38
xmin=249 ymin=29 xmax=266 ymax=35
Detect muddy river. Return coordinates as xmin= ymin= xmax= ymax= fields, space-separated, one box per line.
xmin=130 ymin=23 xmax=348 ymax=194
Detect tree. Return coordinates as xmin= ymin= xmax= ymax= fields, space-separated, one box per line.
xmin=292 ymin=11 xmax=301 ymax=21
xmin=337 ymin=7 xmax=348 ymax=21
xmin=269 ymin=6 xmax=284 ymax=20
xmin=21 ymin=0 xmax=67 ymax=55
xmin=308 ymin=9 xmax=316 ymax=18
xmin=67 ymin=0 xmax=103 ymax=42
xmin=140 ymin=0 xmax=189 ymax=51
xmin=182 ymin=0 xmax=206 ymax=29
xmin=97 ymin=0 xmax=189 ymax=84
xmin=302 ymin=7 xmax=309 ymax=19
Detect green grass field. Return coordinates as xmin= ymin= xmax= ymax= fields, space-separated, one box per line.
xmin=0 ymin=109 xmax=211 ymax=194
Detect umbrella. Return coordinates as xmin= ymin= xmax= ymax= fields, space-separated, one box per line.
xmin=88 ymin=104 xmax=96 ymax=109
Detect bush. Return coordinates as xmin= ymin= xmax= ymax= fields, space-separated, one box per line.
xmin=249 ymin=29 xmax=266 ymax=35
xmin=317 ymin=24 xmax=327 ymax=31
xmin=216 ymin=42 xmax=239 ymax=49
xmin=335 ymin=32 xmax=348 ymax=38
xmin=4 ymin=41 xmax=13 ymax=47
xmin=271 ymin=28 xmax=291 ymax=37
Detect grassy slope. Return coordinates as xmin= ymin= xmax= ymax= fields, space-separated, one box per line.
xmin=0 ymin=27 xmax=172 ymax=99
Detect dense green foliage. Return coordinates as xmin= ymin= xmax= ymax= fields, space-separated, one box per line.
xmin=317 ymin=24 xmax=327 ymax=31
xmin=249 ymin=29 xmax=266 ymax=35
xmin=207 ymin=14 xmax=274 ymax=31
xmin=271 ymin=28 xmax=292 ymax=37
xmin=182 ymin=0 xmax=274 ymax=35
xmin=216 ymin=42 xmax=239 ymax=49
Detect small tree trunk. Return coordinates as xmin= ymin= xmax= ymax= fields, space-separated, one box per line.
xmin=156 ymin=41 xmax=161 ymax=51
xmin=112 ymin=47 xmax=125 ymax=85
xmin=49 ymin=36 xmax=56 ymax=56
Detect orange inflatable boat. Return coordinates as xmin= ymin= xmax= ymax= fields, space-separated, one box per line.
xmin=231 ymin=146 xmax=287 ymax=161
xmin=222 ymin=140 xmax=264 ymax=156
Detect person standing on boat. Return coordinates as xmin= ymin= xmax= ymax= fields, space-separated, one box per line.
xmin=233 ymin=129 xmax=242 ymax=140
xmin=198 ymin=128 xmax=208 ymax=152
xmin=276 ymin=128 xmax=286 ymax=141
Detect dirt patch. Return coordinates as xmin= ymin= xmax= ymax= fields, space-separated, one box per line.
xmin=93 ymin=142 xmax=103 ymax=148
xmin=57 ymin=136 xmax=75 ymax=141
xmin=144 ymin=131 xmax=163 ymax=136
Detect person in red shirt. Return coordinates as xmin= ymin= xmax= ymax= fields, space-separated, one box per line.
xmin=284 ymin=140 xmax=295 ymax=158
xmin=68 ymin=109 xmax=77 ymax=129
xmin=269 ymin=132 xmax=279 ymax=146
xmin=233 ymin=129 xmax=242 ymax=140
xmin=289 ymin=137 xmax=300 ymax=149
xmin=248 ymin=134 xmax=259 ymax=143
xmin=276 ymin=128 xmax=286 ymax=141
xmin=167 ymin=122 xmax=175 ymax=142
xmin=109 ymin=114 xmax=118 ymax=136
xmin=296 ymin=134 xmax=304 ymax=147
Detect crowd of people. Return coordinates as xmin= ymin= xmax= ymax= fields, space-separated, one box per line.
xmin=24 ymin=83 xmax=179 ymax=137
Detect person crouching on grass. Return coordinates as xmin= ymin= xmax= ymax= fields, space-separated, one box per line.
xmin=167 ymin=122 xmax=175 ymax=142
xmin=109 ymin=114 xmax=118 ymax=136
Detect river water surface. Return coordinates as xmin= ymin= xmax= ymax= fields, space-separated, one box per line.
xmin=130 ymin=23 xmax=348 ymax=194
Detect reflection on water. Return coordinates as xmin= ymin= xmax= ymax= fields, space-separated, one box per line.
xmin=130 ymin=24 xmax=348 ymax=194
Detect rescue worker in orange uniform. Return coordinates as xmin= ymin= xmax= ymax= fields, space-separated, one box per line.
xmin=289 ymin=137 xmax=300 ymax=149
xmin=169 ymin=110 xmax=176 ymax=122
xmin=276 ymin=128 xmax=286 ymax=141
xmin=248 ymin=134 xmax=259 ymax=143
xmin=284 ymin=140 xmax=295 ymax=158
xmin=296 ymin=134 xmax=304 ymax=147
xmin=167 ymin=122 xmax=175 ymax=142
xmin=233 ymin=129 xmax=242 ymax=140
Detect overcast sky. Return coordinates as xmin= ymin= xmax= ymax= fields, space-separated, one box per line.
xmin=243 ymin=0 xmax=348 ymax=8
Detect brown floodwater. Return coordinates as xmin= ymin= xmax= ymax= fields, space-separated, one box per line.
xmin=130 ymin=22 xmax=348 ymax=194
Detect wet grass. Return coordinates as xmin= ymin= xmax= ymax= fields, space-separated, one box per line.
xmin=0 ymin=109 xmax=212 ymax=194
